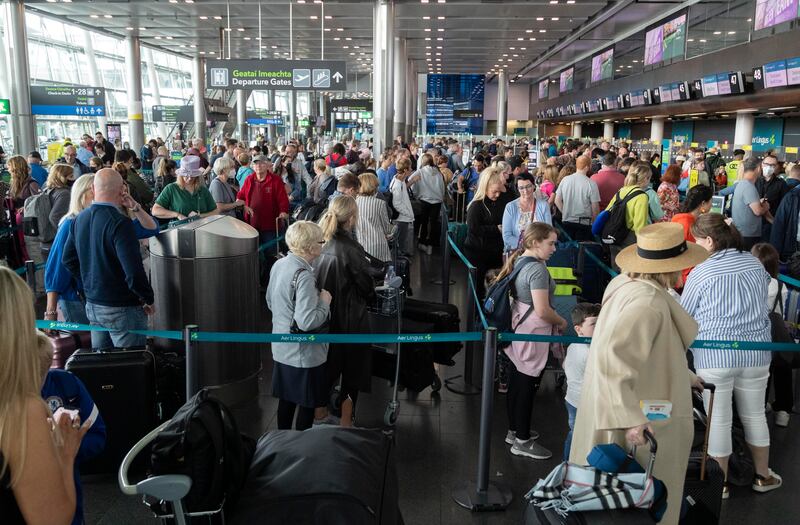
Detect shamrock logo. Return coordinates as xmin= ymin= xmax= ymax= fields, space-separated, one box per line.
xmin=308 ymin=335 xmax=316 ymax=342
xmin=191 ymin=332 xmax=199 ymax=341
xmin=425 ymin=334 xmax=432 ymax=341
xmin=731 ymin=341 xmax=739 ymax=349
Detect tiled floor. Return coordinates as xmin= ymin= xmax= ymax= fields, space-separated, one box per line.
xmin=83 ymin=250 xmax=799 ymax=524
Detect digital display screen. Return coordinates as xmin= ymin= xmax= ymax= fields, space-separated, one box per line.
xmin=702 ymin=75 xmax=720 ymax=97
xmin=787 ymin=57 xmax=800 ymax=85
xmin=644 ymin=13 xmax=687 ymax=66
xmin=591 ymin=48 xmax=614 ymax=83
xmin=425 ymin=74 xmax=485 ymax=135
xmin=538 ymin=79 xmax=549 ymax=100
xmin=764 ymin=60 xmax=789 ymax=88
xmin=660 ymin=83 xmax=674 ymax=102
xmin=559 ymin=68 xmax=574 ymax=93
xmin=754 ymin=0 xmax=798 ymax=31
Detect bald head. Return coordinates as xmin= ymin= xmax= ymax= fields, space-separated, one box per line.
xmin=93 ymin=168 xmax=125 ymax=204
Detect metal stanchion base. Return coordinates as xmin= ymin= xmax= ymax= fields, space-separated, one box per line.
xmin=452 ymin=480 xmax=513 ymax=512
xmin=444 ymin=375 xmax=481 ymax=395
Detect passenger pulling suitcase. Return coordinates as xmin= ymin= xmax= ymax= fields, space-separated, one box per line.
xmin=65 ymin=348 xmax=158 ymax=474
xmin=230 ymin=427 xmax=402 ymax=525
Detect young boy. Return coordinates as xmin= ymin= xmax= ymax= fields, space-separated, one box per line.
xmin=563 ymin=302 xmax=601 ymax=461
xmin=39 ymin=333 xmax=107 ymax=525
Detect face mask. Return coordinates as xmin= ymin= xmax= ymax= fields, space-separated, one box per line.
xmin=763 ymin=166 xmax=775 ymax=178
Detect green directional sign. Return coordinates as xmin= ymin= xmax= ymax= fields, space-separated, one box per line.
xmin=0 ymin=99 xmax=9 ymax=115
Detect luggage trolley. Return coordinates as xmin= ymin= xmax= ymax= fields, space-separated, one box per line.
xmin=118 ymin=421 xmax=225 ymax=525
xmin=368 ymin=276 xmax=405 ymax=426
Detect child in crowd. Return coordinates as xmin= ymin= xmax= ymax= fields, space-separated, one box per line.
xmin=563 ymin=302 xmax=601 ymax=460
xmin=39 ymin=333 xmax=107 ymax=525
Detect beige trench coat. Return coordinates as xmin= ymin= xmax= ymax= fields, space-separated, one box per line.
xmin=569 ymin=274 xmax=698 ymax=525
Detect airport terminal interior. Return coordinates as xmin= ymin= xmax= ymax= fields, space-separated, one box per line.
xmin=2 ymin=0 xmax=800 ymax=524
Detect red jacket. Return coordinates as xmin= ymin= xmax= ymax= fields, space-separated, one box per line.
xmin=236 ymin=171 xmax=289 ymax=232
xmin=326 ymin=153 xmax=347 ymax=168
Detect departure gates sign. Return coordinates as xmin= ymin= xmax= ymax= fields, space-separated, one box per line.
xmin=30 ymin=86 xmax=106 ymax=117
xmin=206 ymin=59 xmax=347 ymax=91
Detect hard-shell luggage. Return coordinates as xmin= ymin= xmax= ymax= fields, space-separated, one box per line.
xmin=402 ymin=298 xmax=461 ymax=365
xmin=682 ymin=383 xmax=723 ymax=524
xmin=577 ymin=241 xmax=611 ymax=303
xmin=230 ymin=427 xmax=403 ymax=525
xmin=66 ymin=348 xmax=158 ymax=474
xmin=372 ymin=317 xmax=437 ymax=393
xmin=49 ymin=331 xmax=92 ymax=369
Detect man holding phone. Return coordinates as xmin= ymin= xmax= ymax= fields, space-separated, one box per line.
xmin=732 ymin=157 xmax=771 ymax=250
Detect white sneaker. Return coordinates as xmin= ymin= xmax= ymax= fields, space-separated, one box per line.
xmin=775 ymin=410 xmax=790 ymax=428
xmin=504 ymin=430 xmax=541 ymax=445
xmin=510 ymin=438 xmax=552 ymax=460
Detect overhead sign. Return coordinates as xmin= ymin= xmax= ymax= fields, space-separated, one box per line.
xmin=246 ymin=109 xmax=283 ymax=126
xmin=453 ymin=109 xmax=483 ymax=119
xmin=752 ymin=118 xmax=784 ymax=151
xmin=297 ymin=118 xmax=312 ymax=127
xmin=206 ymin=59 xmax=347 ymax=91
xmin=30 ymin=86 xmax=106 ymax=117
xmin=358 ymin=111 xmax=373 ymax=119
xmin=0 ymin=99 xmax=9 ymax=115
xmin=331 ymin=98 xmax=373 ymax=112
xmin=152 ymin=105 xmax=194 ymax=122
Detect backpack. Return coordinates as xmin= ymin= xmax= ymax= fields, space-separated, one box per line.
xmin=483 ymin=257 xmax=537 ymax=345
xmin=22 ymin=188 xmax=56 ymax=243
xmin=377 ymin=191 xmax=400 ymax=220
xmin=600 ymin=189 xmax=646 ymax=246
xmin=149 ymin=389 xmax=255 ymax=514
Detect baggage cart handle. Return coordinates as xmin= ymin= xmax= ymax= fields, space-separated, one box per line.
xmin=118 ymin=420 xmax=192 ymax=498
xmin=630 ymin=429 xmax=658 ymax=480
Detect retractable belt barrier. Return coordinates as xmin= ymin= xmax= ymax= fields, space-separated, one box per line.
xmin=446 ymin=233 xmax=489 ymax=330
xmin=35 ymin=320 xmax=800 ymax=351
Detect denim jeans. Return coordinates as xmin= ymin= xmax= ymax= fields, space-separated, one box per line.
xmin=59 ymin=298 xmax=89 ymax=325
xmin=85 ymin=302 xmax=148 ymax=351
xmin=564 ymin=401 xmax=578 ymax=461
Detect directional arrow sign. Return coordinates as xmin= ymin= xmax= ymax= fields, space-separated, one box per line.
xmin=206 ymin=59 xmax=347 ymax=91
xmin=0 ymin=99 xmax=9 ymax=115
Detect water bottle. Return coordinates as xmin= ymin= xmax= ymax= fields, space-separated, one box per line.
xmin=382 ymin=265 xmax=396 ymax=315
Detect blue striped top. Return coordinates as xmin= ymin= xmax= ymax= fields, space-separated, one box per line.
xmin=681 ymin=249 xmax=772 ymax=369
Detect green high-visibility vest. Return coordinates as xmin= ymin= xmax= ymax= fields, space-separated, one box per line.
xmin=725 ymin=160 xmax=740 ymax=187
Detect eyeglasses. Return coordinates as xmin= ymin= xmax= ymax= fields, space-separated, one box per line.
xmin=517 ymin=184 xmax=534 ymax=192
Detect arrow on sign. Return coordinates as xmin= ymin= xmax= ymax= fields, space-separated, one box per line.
xmin=332 ymin=72 xmax=343 ymax=83
xmin=0 ymin=101 xmax=6 ymax=113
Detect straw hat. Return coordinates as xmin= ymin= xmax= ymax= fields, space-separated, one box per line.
xmin=615 ymin=223 xmax=708 ymax=274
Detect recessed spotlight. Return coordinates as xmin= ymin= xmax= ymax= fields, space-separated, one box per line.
xmin=426 ymin=45 xmax=432 ymax=49
xmin=155 ymin=36 xmax=162 ymax=40
xmin=271 ymin=45 xmax=278 ymax=48
xmin=126 ymin=26 xmax=134 ymax=30
xmin=425 ymin=37 xmax=431 ymax=41
xmin=336 ymin=27 xmax=343 ymax=31
xmin=549 ymin=0 xmax=558 ymax=4
xmin=747 ymin=18 xmax=752 ymax=22
xmin=310 ymin=15 xmax=318 ymax=19
xmin=517 ymin=37 xmax=524 ymax=40
xmin=425 ymin=28 xmax=431 ymax=31
xmin=190 ymin=44 xmax=196 ymax=48
xmin=687 ymin=38 xmax=694 ymax=42
xmin=324 ymin=28 xmax=331 ymax=31
xmin=333 ymin=37 xmax=340 ymax=40
xmin=526 ymin=29 xmax=533 ymax=33
xmin=184 ymin=0 xmax=194 ymax=3
xmin=244 ymin=36 xmax=251 ymax=40
xmin=343 ymin=45 xmax=349 ymax=48
xmin=423 ymin=16 xmax=430 ymax=19
xmin=199 ymin=51 xmax=206 ymax=54
xmin=325 ymin=15 xmax=333 ymax=19
xmin=438 ymin=16 xmax=445 ymax=19
xmin=437 ymin=37 xmax=443 ymax=41
xmin=436 ymin=46 xmax=442 ymax=49
xmin=632 ymin=59 xmax=638 ymax=63
xmin=529 ymin=37 xmax=536 ymax=41
xmin=213 ymin=16 xmax=222 ymax=20
xmin=345 ymin=37 xmax=352 ymax=40
xmin=426 ymin=52 xmax=432 ymax=55
xmin=437 ymin=28 xmax=444 ymax=31
xmin=699 ymin=39 xmax=707 ymax=42
xmin=713 ymin=31 xmax=721 ymax=35
xmin=237 ymin=28 xmax=245 ymax=32
xmin=166 ymin=36 xmax=173 ymax=40
xmin=567 ymin=0 xmax=575 ymax=3
xmin=539 ymin=29 xmax=546 ymax=33
xmin=551 ymin=17 xmax=559 ymax=21
xmin=728 ymin=31 xmax=736 ymax=35
xmin=168 ymin=0 xmax=177 ymax=3
xmin=90 ymin=14 xmax=99 ymax=18
xmin=199 ymin=15 xmax=208 ymax=20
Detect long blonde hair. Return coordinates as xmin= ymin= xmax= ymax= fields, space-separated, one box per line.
xmin=45 ymin=163 xmax=74 ymax=189
xmin=468 ymin=166 xmax=504 ymax=209
xmin=494 ymin=222 xmax=557 ymax=282
xmin=624 ymin=161 xmax=652 ymax=187
xmin=62 ymin=173 xmax=95 ymax=225
xmin=0 ymin=268 xmax=49 ymax=486
xmin=7 ymin=155 xmax=31 ymax=197
xmin=319 ymin=195 xmax=358 ymax=241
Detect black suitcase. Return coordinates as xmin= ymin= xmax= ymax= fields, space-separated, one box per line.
xmin=394 ymin=255 xmax=413 ymax=296
xmin=402 ymin=298 xmax=462 ymax=365
xmin=577 ymin=241 xmax=611 ymax=304
xmin=372 ymin=317 xmax=438 ymax=393
xmin=682 ymin=383 xmax=723 ymax=524
xmin=230 ymin=427 xmax=403 ymax=525
xmin=65 ymin=348 xmax=158 ymax=474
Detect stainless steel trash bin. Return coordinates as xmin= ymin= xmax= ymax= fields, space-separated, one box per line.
xmin=150 ymin=216 xmax=261 ymax=405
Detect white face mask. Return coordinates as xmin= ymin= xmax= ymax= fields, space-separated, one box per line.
xmin=762 ymin=165 xmax=775 ymax=178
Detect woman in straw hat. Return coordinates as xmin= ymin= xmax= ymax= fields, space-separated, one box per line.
xmin=569 ymin=222 xmax=708 ymax=525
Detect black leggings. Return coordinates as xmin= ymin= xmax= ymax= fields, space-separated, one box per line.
xmin=277 ymin=399 xmax=315 ymax=431
xmin=506 ymin=361 xmax=542 ymax=441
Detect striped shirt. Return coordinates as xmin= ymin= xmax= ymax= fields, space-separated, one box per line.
xmin=681 ymin=248 xmax=772 ymax=369
xmin=355 ymin=195 xmax=393 ymax=262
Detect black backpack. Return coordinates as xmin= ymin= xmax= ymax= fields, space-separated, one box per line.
xmin=600 ymin=189 xmax=646 ymax=246
xmin=483 ymin=257 xmax=537 ymax=346
xmin=149 ymin=389 xmax=255 ymax=514
xmin=377 ymin=191 xmax=400 ymax=220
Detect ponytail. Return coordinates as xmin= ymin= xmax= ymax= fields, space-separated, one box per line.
xmin=494 ymin=249 xmax=523 ymax=283
xmin=318 ymin=195 xmax=358 ymax=242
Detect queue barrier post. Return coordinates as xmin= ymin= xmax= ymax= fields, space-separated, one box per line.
xmin=445 ymin=264 xmax=481 ymax=396
xmin=452 ymin=327 xmax=512 ymax=511
xmin=184 ymin=325 xmax=199 ymax=400
xmin=430 ymin=204 xmax=455 ymax=302
xmin=25 ymin=260 xmax=36 ymax=292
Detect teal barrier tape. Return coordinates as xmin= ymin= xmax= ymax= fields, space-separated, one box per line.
xmin=14 ymin=261 xmax=47 ymax=276
xmin=35 ymin=320 xmax=183 ymax=340
xmin=0 ymin=225 xmax=21 ymax=235
xmin=778 ymin=273 xmax=800 ymax=289
xmin=583 ymin=246 xmax=619 ymax=278
xmin=499 ymin=331 xmax=800 ymax=352
xmin=194 ymin=331 xmax=483 ymax=344
xmin=446 ymin=233 xmax=489 ymax=330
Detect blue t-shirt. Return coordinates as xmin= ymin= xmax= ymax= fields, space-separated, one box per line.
xmin=30 ymin=163 xmax=48 ymax=186
xmin=377 ymin=167 xmax=392 ymax=193
xmin=548 ymin=145 xmax=558 ymax=157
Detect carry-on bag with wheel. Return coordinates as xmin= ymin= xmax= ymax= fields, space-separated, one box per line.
xmin=230 ymin=427 xmax=403 ymax=525
xmin=66 ymin=347 xmax=158 ymax=474
xmin=524 ymin=430 xmax=666 ymax=524
xmin=681 ymin=382 xmax=724 ymax=524
xmin=402 ymin=298 xmax=461 ymax=365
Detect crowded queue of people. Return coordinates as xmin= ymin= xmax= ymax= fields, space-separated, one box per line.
xmin=2 ymin=131 xmax=797 ymax=525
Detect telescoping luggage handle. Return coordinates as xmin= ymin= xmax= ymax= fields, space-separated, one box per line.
xmin=630 ymin=429 xmax=658 ymax=480
xmin=699 ymin=382 xmax=717 ymax=481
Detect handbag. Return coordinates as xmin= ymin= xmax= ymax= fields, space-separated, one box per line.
xmin=288 ymin=268 xmax=329 ymax=334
